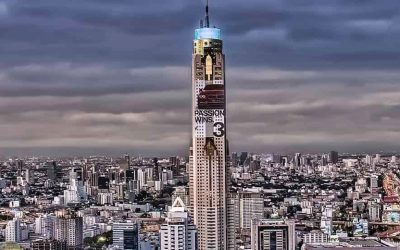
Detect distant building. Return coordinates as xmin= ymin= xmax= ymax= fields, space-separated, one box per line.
xmin=368 ymin=202 xmax=381 ymax=222
xmin=31 ymin=239 xmax=67 ymax=250
xmin=232 ymin=192 xmax=264 ymax=230
xmin=320 ymin=205 xmax=334 ymax=236
xmin=171 ymin=186 xmax=189 ymax=207
xmin=160 ymin=197 xmax=197 ymax=250
xmin=303 ymin=230 xmax=329 ymax=244
xmin=54 ymin=210 xmax=83 ymax=249
xmin=112 ymin=221 xmax=139 ymax=250
xmin=294 ymin=153 xmax=301 ymax=167
xmin=251 ymin=219 xmax=296 ymax=250
xmin=328 ymin=151 xmax=339 ymax=164
xmin=5 ymin=218 xmax=21 ymax=243
xmin=304 ymin=237 xmax=396 ymax=249
xmin=98 ymin=176 xmax=110 ymax=190
xmin=35 ymin=214 xmax=56 ymax=239
xmin=97 ymin=192 xmax=114 ymax=205
xmin=365 ymin=155 xmax=373 ymax=166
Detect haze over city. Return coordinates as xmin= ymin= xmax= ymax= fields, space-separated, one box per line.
xmin=1 ymin=0 xmax=400 ymax=156
xmin=2 ymin=1 xmax=400 ymax=250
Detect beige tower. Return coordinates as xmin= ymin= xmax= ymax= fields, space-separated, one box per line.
xmin=188 ymin=3 xmax=228 ymax=250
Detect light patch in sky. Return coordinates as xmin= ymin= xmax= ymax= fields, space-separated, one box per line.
xmin=0 ymin=2 xmax=8 ymax=17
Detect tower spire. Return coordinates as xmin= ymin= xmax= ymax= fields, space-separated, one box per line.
xmin=205 ymin=0 xmax=210 ymax=28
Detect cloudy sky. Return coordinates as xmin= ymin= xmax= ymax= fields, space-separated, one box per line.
xmin=1 ymin=0 xmax=400 ymax=156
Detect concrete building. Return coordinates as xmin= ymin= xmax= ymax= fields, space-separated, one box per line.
xmin=160 ymin=197 xmax=197 ymax=250
xmin=35 ymin=214 xmax=56 ymax=239
xmin=251 ymin=219 xmax=296 ymax=250
xmin=31 ymin=239 xmax=67 ymax=250
xmin=171 ymin=186 xmax=189 ymax=207
xmin=303 ymin=230 xmax=329 ymax=244
xmin=368 ymin=202 xmax=381 ymax=222
xmin=112 ymin=221 xmax=139 ymax=250
xmin=5 ymin=218 xmax=21 ymax=243
xmin=188 ymin=3 xmax=228 ymax=249
xmin=54 ymin=210 xmax=83 ymax=249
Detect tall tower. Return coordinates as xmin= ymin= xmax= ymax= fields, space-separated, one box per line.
xmin=188 ymin=2 xmax=228 ymax=249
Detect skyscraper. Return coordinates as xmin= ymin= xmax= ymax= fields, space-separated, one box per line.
xmin=188 ymin=2 xmax=228 ymax=249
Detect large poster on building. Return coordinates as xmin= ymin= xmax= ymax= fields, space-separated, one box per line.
xmin=197 ymin=84 xmax=224 ymax=110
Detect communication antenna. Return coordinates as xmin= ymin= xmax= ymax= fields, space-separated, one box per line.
xmin=205 ymin=0 xmax=210 ymax=28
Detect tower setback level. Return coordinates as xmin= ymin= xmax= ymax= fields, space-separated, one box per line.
xmin=188 ymin=2 xmax=228 ymax=249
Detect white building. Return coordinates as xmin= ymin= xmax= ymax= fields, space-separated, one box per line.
xmin=98 ymin=192 xmax=114 ymax=205
xmin=64 ymin=177 xmax=87 ymax=204
xmin=160 ymin=197 xmax=197 ymax=250
xmin=35 ymin=214 xmax=56 ymax=239
xmin=5 ymin=218 xmax=21 ymax=243
xmin=303 ymin=230 xmax=329 ymax=244
xmin=320 ymin=205 xmax=334 ymax=236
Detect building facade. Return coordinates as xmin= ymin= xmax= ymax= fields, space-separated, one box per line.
xmin=5 ymin=218 xmax=21 ymax=243
xmin=112 ymin=221 xmax=139 ymax=250
xmin=188 ymin=4 xmax=228 ymax=250
xmin=160 ymin=197 xmax=197 ymax=250
xmin=251 ymin=219 xmax=296 ymax=250
xmin=31 ymin=239 xmax=67 ymax=250
xmin=54 ymin=211 xmax=83 ymax=250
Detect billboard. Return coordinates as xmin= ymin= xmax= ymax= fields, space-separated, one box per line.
xmin=197 ymin=84 xmax=224 ymax=110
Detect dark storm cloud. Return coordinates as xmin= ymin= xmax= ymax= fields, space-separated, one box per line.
xmin=0 ymin=0 xmax=400 ymax=156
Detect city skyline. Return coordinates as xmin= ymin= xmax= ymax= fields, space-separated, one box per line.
xmin=1 ymin=0 xmax=400 ymax=156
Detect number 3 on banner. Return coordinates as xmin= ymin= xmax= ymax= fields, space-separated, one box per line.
xmin=213 ymin=122 xmax=225 ymax=137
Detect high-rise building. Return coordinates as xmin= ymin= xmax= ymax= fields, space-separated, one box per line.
xmin=226 ymin=192 xmax=264 ymax=250
xmin=112 ymin=221 xmax=139 ymax=250
xmin=160 ymin=197 xmax=197 ymax=250
xmin=97 ymin=192 xmax=114 ymax=205
xmin=251 ymin=219 xmax=296 ymax=250
xmin=63 ymin=177 xmax=87 ymax=205
xmin=227 ymin=195 xmax=239 ymax=250
xmin=31 ymin=239 xmax=67 ymax=250
xmin=320 ymin=205 xmax=333 ymax=236
xmin=172 ymin=186 xmax=189 ymax=207
xmin=25 ymin=169 xmax=32 ymax=184
xmin=294 ymin=153 xmax=301 ymax=167
xmin=16 ymin=160 xmax=24 ymax=176
xmin=328 ymin=151 xmax=339 ymax=164
xmin=98 ymin=176 xmax=110 ymax=190
xmin=365 ymin=154 xmax=373 ymax=166
xmin=239 ymin=152 xmax=248 ymax=166
xmin=54 ymin=210 xmax=83 ymax=249
xmin=188 ymin=3 xmax=228 ymax=249
xmin=35 ymin=214 xmax=56 ymax=239
xmin=369 ymin=202 xmax=381 ymax=222
xmin=238 ymin=192 xmax=264 ymax=230
xmin=5 ymin=218 xmax=21 ymax=243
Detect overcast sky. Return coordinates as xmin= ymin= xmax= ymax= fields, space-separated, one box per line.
xmin=1 ymin=0 xmax=400 ymax=157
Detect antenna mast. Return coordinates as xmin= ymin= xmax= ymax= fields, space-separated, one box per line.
xmin=205 ymin=0 xmax=210 ymax=28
